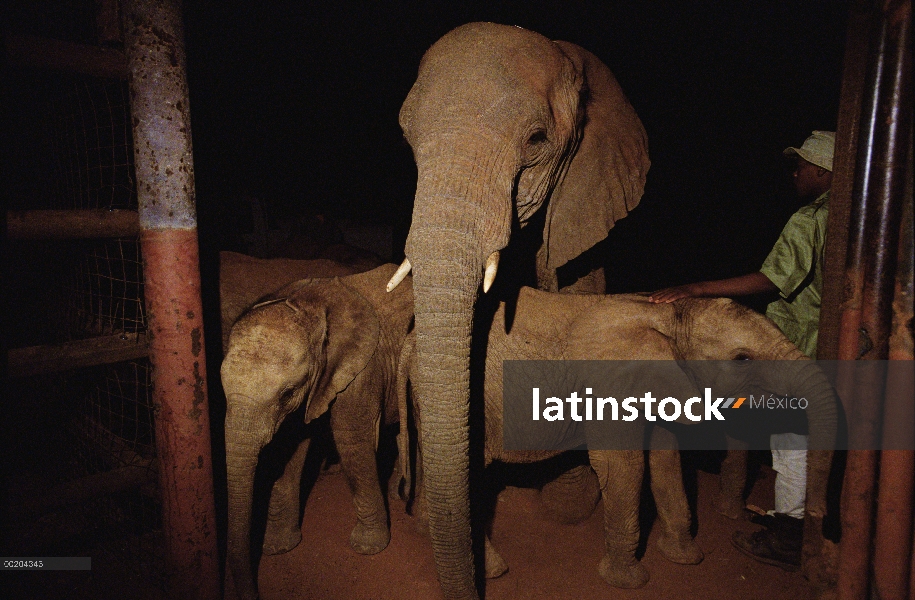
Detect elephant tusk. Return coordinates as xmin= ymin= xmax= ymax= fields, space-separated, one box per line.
xmin=386 ymin=258 xmax=412 ymax=292
xmin=482 ymin=251 xmax=499 ymax=293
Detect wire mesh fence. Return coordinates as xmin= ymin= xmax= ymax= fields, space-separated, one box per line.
xmin=6 ymin=74 xmax=166 ymax=592
xmin=74 ymin=359 xmax=163 ymax=587
xmin=59 ymin=238 xmax=146 ymax=339
xmin=42 ymin=78 xmax=136 ymax=211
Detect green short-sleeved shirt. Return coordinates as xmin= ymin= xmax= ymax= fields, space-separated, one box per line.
xmin=759 ymin=191 xmax=829 ymax=358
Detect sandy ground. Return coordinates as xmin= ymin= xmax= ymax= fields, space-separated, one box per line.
xmin=231 ymin=456 xmax=818 ymax=600
xmin=5 ymin=448 xmax=820 ymax=600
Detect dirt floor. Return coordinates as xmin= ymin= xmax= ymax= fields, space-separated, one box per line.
xmin=229 ymin=455 xmax=819 ymax=600
xmin=4 ymin=443 xmax=821 ymax=600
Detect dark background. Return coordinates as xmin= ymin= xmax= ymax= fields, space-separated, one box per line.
xmin=4 ymin=0 xmax=849 ymax=292
xmin=180 ymin=0 xmax=848 ymax=292
xmin=2 ymin=0 xmax=851 ymax=391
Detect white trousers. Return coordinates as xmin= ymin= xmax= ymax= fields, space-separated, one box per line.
xmin=770 ymin=432 xmax=808 ymax=519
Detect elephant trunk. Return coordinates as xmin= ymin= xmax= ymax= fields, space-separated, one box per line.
xmin=778 ymin=349 xmax=838 ymax=579
xmin=775 ymin=347 xmax=838 ymax=482
xmin=225 ymin=401 xmax=273 ymax=600
xmin=409 ymin=242 xmax=484 ymax=599
xmin=405 ymin=141 xmax=513 ymax=600
xmin=412 ymin=269 xmax=479 ymax=599
xmin=784 ymin=354 xmax=837 ymax=518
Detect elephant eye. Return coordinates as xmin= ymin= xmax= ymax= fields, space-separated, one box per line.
xmin=527 ymin=130 xmax=548 ymax=145
xmin=733 ymin=353 xmax=752 ymax=361
xmin=279 ymin=386 xmax=303 ymax=411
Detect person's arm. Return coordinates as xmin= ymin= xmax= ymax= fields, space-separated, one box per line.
xmin=648 ymin=272 xmax=777 ymax=303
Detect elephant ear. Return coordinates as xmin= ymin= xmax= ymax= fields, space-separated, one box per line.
xmin=287 ymin=278 xmax=381 ymax=424
xmin=544 ymin=41 xmax=650 ymax=272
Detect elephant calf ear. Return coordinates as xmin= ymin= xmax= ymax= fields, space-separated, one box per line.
xmin=301 ymin=279 xmax=381 ymax=424
xmin=545 ymin=41 xmax=650 ymax=272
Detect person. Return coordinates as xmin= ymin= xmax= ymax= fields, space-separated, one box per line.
xmin=649 ymin=130 xmax=835 ymax=571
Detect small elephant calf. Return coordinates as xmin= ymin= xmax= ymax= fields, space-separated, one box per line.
xmin=218 ymin=250 xmax=363 ymax=354
xmin=404 ymin=287 xmax=836 ymax=589
xmin=222 ymin=264 xmax=413 ymax=600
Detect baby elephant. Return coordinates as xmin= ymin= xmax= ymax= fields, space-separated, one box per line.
xmin=223 ymin=264 xmax=413 ymax=600
xmin=218 ymin=250 xmax=363 ymax=354
xmin=405 ymin=287 xmax=835 ymax=589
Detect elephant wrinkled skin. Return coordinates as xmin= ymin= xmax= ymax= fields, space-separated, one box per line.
xmin=393 ymin=22 xmax=649 ymax=599
xmin=223 ymin=264 xmax=413 ymax=600
xmin=402 ymin=288 xmax=837 ymax=589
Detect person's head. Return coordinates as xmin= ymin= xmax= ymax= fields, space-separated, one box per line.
xmin=784 ymin=130 xmax=834 ymax=199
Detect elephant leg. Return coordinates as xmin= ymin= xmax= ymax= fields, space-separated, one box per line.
xmin=540 ymin=461 xmax=601 ymax=524
xmin=648 ymin=427 xmax=703 ymax=565
xmin=331 ymin=410 xmax=390 ymax=555
xmin=263 ymin=436 xmax=311 ymax=555
xmin=388 ymin=453 xmax=405 ymax=502
xmin=589 ymin=449 xmax=649 ymax=589
xmin=484 ymin=534 xmax=508 ymax=579
xmin=718 ymin=436 xmax=750 ymax=519
xmin=480 ymin=461 xmax=509 ymax=579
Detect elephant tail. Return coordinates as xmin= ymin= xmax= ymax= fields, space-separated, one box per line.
xmin=395 ymin=331 xmax=417 ymax=501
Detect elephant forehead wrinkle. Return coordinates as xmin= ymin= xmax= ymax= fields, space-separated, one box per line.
xmin=224 ymin=401 xmax=272 ymax=427
xmin=226 ymin=343 xmax=311 ymax=383
xmin=415 ymin=162 xmax=491 ymax=194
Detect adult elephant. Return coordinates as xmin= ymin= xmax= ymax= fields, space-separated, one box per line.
xmin=386 ymin=23 xmax=649 ymax=599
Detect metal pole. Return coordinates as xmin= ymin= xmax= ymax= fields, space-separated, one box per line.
xmin=873 ymin=101 xmax=914 ymax=600
xmin=837 ymin=1 xmax=912 ymax=599
xmin=122 ymin=1 xmax=220 ymax=599
xmin=807 ymin=3 xmax=873 ymax=588
xmin=819 ymin=0 xmax=873 ymax=361
xmin=7 ymin=209 xmax=139 ymax=239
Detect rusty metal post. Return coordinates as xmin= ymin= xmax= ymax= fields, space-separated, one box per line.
xmin=122 ymin=2 xmax=220 ymax=599
xmin=819 ymin=0 xmax=874 ymax=361
xmin=873 ymin=109 xmax=914 ymax=600
xmin=803 ymin=3 xmax=876 ymax=589
xmin=837 ymin=1 xmax=913 ymax=599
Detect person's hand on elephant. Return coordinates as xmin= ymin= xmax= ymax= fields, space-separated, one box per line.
xmin=649 ymin=272 xmax=778 ymax=303
xmin=648 ymin=282 xmax=707 ymax=303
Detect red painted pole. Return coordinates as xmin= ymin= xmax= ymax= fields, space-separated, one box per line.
xmin=123 ymin=1 xmax=220 ymax=598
